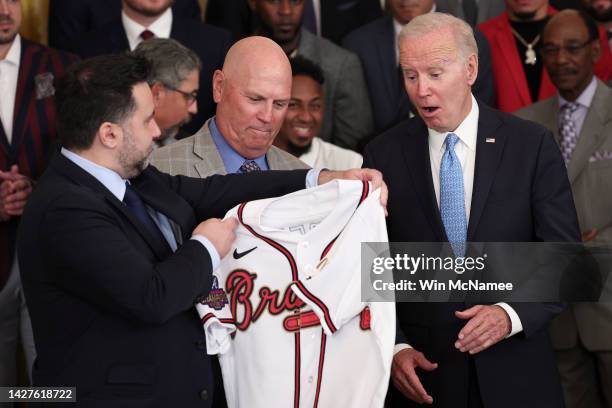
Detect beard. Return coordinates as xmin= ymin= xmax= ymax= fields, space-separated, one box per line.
xmin=286 ymin=139 xmax=312 ymax=157
xmin=119 ymin=127 xmax=151 ymax=179
xmin=0 ymin=16 xmax=18 ymax=44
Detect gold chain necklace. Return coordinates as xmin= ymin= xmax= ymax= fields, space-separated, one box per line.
xmin=510 ymin=28 xmax=541 ymax=65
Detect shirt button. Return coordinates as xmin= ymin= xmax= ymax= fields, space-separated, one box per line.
xmin=199 ymin=389 xmax=208 ymax=400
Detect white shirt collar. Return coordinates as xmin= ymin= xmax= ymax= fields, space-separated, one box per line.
xmin=61 ymin=147 xmax=127 ymax=201
xmin=2 ymin=34 xmax=21 ymax=66
xmin=121 ymin=8 xmax=173 ymax=50
xmin=428 ymin=94 xmax=479 ymax=153
xmin=558 ymin=76 xmax=597 ymax=109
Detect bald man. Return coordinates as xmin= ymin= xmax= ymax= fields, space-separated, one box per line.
xmin=150 ymin=36 xmax=309 ymax=177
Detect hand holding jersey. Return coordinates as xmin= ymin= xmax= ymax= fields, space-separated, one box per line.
xmin=197 ymin=180 xmax=395 ymax=408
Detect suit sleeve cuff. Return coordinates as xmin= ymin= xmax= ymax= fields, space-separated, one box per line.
xmin=394 ymin=343 xmax=413 ymax=355
xmin=306 ymin=168 xmax=324 ymax=188
xmin=190 ymin=235 xmax=221 ymax=271
xmin=496 ymin=302 xmax=523 ymax=338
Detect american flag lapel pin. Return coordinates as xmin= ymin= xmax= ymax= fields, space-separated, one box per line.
xmin=485 ymin=138 xmax=496 ymax=143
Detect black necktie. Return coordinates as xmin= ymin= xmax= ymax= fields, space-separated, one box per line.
xmin=123 ymin=182 xmax=167 ymax=246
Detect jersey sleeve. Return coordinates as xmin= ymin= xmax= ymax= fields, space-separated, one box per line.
xmin=195 ymin=267 xmax=236 ymax=356
xmin=290 ymin=189 xmax=389 ymax=335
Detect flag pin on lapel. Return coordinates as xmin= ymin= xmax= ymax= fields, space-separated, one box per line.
xmin=486 ymin=138 xmax=496 ymax=143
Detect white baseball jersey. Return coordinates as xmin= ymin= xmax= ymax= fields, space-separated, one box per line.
xmin=197 ymin=180 xmax=395 ymax=408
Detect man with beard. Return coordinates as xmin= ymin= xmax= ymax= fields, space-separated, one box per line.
xmin=133 ymin=38 xmax=200 ymax=146
xmin=274 ymin=56 xmax=363 ymax=170
xmin=73 ymin=0 xmax=232 ymax=135
xmin=17 ymin=51 xmax=386 ymax=406
xmin=582 ymin=0 xmax=612 ymax=49
xmin=0 ymin=0 xmax=77 ymax=393
xmin=247 ymin=0 xmax=373 ymax=151
xmin=478 ymin=0 xmax=612 ymax=112
xmin=516 ymin=10 xmax=612 ymax=407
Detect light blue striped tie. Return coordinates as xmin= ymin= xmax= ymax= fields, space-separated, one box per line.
xmin=440 ymin=133 xmax=467 ymax=257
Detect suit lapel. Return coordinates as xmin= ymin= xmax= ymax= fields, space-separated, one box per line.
xmin=193 ymin=122 xmax=227 ymax=176
xmin=403 ymin=119 xmax=447 ymax=241
xmin=467 ymin=103 xmax=505 ymax=241
xmin=567 ymin=82 xmax=611 ymax=183
xmin=132 ymin=170 xmax=195 ymax=249
xmin=10 ymin=40 xmax=40 ymax=164
xmin=54 ymin=153 xmax=172 ymax=259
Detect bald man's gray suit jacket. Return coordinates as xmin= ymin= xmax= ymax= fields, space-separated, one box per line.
xmin=149 ymin=119 xmax=309 ymax=178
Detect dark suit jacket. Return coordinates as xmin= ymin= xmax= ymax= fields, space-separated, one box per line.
xmin=48 ymin=0 xmax=201 ymax=53
xmin=73 ymin=17 xmax=232 ymax=135
xmin=343 ymin=15 xmax=496 ymax=134
xmin=0 ymin=39 xmax=77 ymax=291
xmin=205 ymin=0 xmax=381 ymax=45
xmin=17 ymin=152 xmax=308 ymax=407
xmin=363 ymin=102 xmax=581 ymax=408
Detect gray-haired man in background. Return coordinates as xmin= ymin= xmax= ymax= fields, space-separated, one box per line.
xmin=133 ymin=38 xmax=201 ymax=146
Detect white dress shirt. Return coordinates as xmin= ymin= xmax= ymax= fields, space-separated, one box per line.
xmin=299 ymin=137 xmax=363 ymax=170
xmin=558 ymin=75 xmax=597 ymax=137
xmin=395 ymin=95 xmax=522 ymax=354
xmin=122 ymin=8 xmax=173 ymax=50
xmin=0 ymin=34 xmax=21 ymax=142
xmin=311 ymin=0 xmax=322 ymax=36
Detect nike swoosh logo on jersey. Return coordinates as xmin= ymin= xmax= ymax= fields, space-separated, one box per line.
xmin=233 ymin=246 xmax=257 ymax=259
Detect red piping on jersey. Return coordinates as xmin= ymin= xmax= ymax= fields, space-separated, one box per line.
xmin=313 ymin=330 xmax=327 ymax=408
xmin=238 ymin=203 xmax=298 ymax=281
xmin=294 ymin=332 xmax=301 ymax=408
xmin=235 ymin=181 xmax=370 ymax=408
xmin=201 ymin=313 xmax=235 ymax=325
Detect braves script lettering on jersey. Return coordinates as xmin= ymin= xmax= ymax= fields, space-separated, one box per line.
xmin=197 ymin=180 xmax=395 ymax=408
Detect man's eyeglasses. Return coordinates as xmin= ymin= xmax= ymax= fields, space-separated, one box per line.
xmin=165 ymin=85 xmax=198 ymax=104
xmin=540 ymin=40 xmax=594 ymax=58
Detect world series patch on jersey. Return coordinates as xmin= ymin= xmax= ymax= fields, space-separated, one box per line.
xmin=196 ymin=180 xmax=395 ymax=408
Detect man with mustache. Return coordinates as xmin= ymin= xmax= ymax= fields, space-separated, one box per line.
xmin=0 ymin=0 xmax=77 ymax=393
xmin=478 ymin=0 xmax=612 ymax=112
xmin=133 ymin=38 xmax=200 ymax=147
xmin=516 ymin=10 xmax=612 ymax=407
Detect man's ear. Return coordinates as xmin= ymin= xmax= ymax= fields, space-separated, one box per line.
xmin=98 ymin=122 xmax=122 ymax=149
xmin=212 ymin=70 xmax=225 ymax=104
xmin=466 ymin=53 xmax=479 ymax=87
xmin=150 ymin=82 xmax=166 ymax=107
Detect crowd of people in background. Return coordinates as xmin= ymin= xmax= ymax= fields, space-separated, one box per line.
xmin=1 ymin=0 xmax=612 ymax=407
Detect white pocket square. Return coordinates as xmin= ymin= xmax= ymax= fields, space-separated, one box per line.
xmin=589 ymin=151 xmax=612 ymax=162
